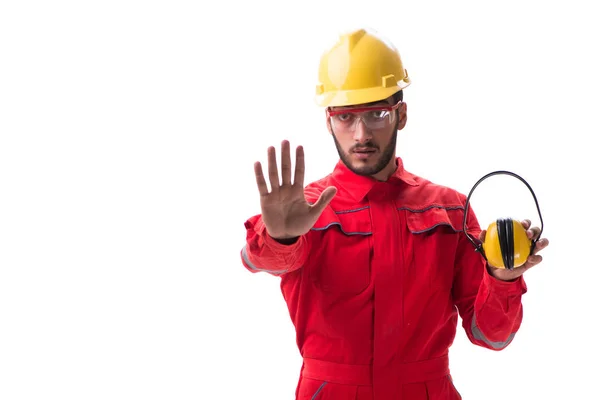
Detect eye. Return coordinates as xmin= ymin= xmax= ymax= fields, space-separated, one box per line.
xmin=336 ymin=113 xmax=353 ymax=122
xmin=368 ymin=110 xmax=389 ymax=119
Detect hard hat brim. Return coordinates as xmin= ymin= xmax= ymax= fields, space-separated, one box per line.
xmin=315 ymin=81 xmax=410 ymax=108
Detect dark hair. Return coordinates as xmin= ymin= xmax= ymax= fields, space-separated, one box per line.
xmin=360 ymin=90 xmax=404 ymax=108
xmin=393 ymin=90 xmax=403 ymax=103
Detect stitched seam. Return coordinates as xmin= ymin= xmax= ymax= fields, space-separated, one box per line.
xmin=397 ymin=204 xmax=465 ymax=212
xmin=410 ymin=222 xmax=463 ymax=234
xmin=310 ymin=222 xmax=372 ymax=235
xmin=311 ymin=382 xmax=327 ymax=400
xmin=334 ymin=206 xmax=370 ymax=214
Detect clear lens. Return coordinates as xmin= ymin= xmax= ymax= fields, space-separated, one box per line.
xmin=330 ymin=109 xmax=392 ymax=132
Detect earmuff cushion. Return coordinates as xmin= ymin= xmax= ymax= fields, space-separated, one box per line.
xmin=506 ymin=219 xmax=514 ymax=269
xmin=496 ymin=218 xmax=515 ymax=270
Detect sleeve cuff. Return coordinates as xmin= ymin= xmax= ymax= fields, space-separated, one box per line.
xmin=253 ymin=218 xmax=305 ymax=254
xmin=484 ymin=267 xmax=528 ymax=295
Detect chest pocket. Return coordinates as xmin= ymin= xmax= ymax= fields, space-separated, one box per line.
xmin=307 ymin=206 xmax=372 ymax=296
xmin=404 ymin=206 xmax=463 ymax=290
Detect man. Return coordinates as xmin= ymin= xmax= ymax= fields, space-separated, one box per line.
xmin=240 ymin=28 xmax=549 ymax=400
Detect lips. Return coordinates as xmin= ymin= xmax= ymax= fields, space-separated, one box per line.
xmin=353 ymin=148 xmax=376 ymax=159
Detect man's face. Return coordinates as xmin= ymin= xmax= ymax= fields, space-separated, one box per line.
xmin=327 ymin=98 xmax=407 ymax=177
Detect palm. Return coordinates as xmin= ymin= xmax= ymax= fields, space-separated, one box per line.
xmin=254 ymin=140 xmax=337 ymax=240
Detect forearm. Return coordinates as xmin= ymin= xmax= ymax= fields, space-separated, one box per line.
xmin=453 ymin=229 xmax=528 ymax=351
xmin=468 ymin=270 xmax=528 ymax=349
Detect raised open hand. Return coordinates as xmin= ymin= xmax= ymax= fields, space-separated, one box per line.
xmin=254 ymin=140 xmax=337 ymax=240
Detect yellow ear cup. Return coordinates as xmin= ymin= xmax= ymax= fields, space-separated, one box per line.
xmin=483 ymin=219 xmax=532 ymax=269
xmin=482 ymin=221 xmax=503 ymax=269
xmin=511 ymin=219 xmax=532 ymax=268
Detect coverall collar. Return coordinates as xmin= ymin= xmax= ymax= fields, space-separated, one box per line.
xmin=331 ymin=156 xmax=419 ymax=202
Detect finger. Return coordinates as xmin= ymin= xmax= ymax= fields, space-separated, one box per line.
xmin=254 ymin=162 xmax=269 ymax=196
xmin=527 ymin=226 xmax=541 ymax=240
xmin=521 ymin=219 xmax=531 ymax=230
xmin=516 ymin=263 xmax=535 ymax=274
xmin=293 ymin=145 xmax=305 ymax=188
xmin=531 ymin=238 xmax=549 ymax=254
xmin=280 ymin=140 xmax=292 ymax=185
xmin=526 ymin=254 xmax=543 ymax=266
xmin=267 ymin=146 xmax=280 ymax=190
xmin=310 ymin=186 xmax=337 ymax=216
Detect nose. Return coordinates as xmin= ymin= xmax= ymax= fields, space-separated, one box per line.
xmin=353 ymin=118 xmax=372 ymax=143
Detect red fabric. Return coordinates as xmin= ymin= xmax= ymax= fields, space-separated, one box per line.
xmin=302 ymin=354 xmax=449 ymax=386
xmin=241 ymin=157 xmax=527 ymax=399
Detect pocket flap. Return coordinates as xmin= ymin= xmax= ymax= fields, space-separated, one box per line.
xmin=311 ymin=206 xmax=372 ymax=236
xmin=404 ymin=206 xmax=465 ymax=234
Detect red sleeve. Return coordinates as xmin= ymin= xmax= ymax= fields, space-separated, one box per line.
xmin=240 ymin=214 xmax=310 ymax=276
xmin=452 ymin=207 xmax=528 ymax=351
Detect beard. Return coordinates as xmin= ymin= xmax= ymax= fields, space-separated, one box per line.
xmin=332 ymin=120 xmax=399 ymax=177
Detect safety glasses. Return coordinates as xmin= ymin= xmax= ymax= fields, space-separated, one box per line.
xmin=326 ymin=100 xmax=402 ymax=132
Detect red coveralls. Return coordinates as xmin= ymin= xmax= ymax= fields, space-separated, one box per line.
xmin=241 ymin=157 xmax=528 ymax=400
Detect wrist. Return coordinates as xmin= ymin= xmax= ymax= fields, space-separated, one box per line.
xmin=486 ymin=264 xmax=522 ymax=282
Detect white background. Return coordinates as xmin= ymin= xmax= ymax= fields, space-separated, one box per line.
xmin=1 ymin=0 xmax=598 ymax=399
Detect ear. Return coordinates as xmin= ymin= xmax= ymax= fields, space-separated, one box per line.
xmin=397 ymin=102 xmax=408 ymax=131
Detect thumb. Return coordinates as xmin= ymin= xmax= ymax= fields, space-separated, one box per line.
xmin=310 ymin=186 xmax=337 ymax=216
xmin=479 ymin=229 xmax=487 ymax=242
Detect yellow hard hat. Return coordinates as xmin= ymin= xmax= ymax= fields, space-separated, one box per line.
xmin=315 ymin=28 xmax=410 ymax=108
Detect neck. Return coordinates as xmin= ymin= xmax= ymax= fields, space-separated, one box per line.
xmin=371 ymin=157 xmax=398 ymax=181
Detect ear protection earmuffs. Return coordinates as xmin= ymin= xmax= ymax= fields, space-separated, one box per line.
xmin=462 ymin=171 xmax=544 ymax=270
